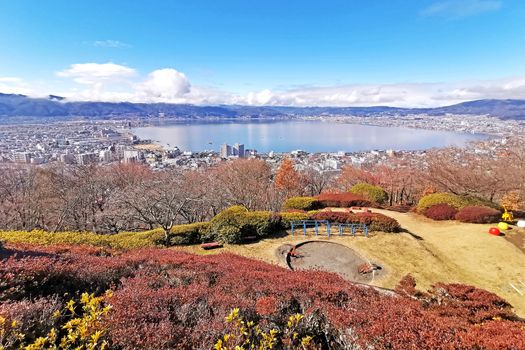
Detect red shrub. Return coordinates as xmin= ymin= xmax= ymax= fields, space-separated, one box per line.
xmin=316 ymin=193 xmax=371 ymax=208
xmin=455 ymin=206 xmax=501 ymax=223
xmin=1 ymin=243 xmax=524 ymax=349
xmin=423 ymin=203 xmax=458 ymax=220
xmin=255 ymin=296 xmax=278 ymax=315
xmin=310 ymin=211 xmax=401 ymax=232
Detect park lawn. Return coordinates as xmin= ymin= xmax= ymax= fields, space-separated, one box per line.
xmin=174 ymin=209 xmax=525 ymax=317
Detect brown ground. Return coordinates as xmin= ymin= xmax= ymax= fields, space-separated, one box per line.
xmin=506 ymin=228 xmax=525 ymax=253
xmin=174 ymin=209 xmax=525 ymax=317
xmin=287 ymin=241 xmax=378 ymax=283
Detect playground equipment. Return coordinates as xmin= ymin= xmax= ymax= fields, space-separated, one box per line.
xmin=488 ymin=227 xmax=501 ymax=236
xmin=498 ymin=222 xmax=509 ymax=231
xmin=517 ymin=220 xmax=525 ymax=228
xmin=502 ymin=207 xmax=514 ymax=222
xmin=290 ymin=220 xmax=369 ymax=237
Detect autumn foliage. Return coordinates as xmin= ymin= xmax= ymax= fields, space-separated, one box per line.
xmin=455 ymin=206 xmax=502 ymax=224
xmin=423 ymin=203 xmax=458 ymax=220
xmin=1 ymin=243 xmax=524 ymax=349
xmin=310 ymin=211 xmax=401 ymax=232
xmin=274 ymin=158 xmax=303 ymax=196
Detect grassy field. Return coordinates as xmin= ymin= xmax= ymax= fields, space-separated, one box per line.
xmin=175 ymin=209 xmax=525 ymax=317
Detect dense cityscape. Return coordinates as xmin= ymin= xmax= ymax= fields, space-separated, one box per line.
xmin=1 ymin=113 xmax=524 ymax=171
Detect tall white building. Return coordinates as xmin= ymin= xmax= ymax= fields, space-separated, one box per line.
xmin=220 ymin=144 xmax=232 ymax=158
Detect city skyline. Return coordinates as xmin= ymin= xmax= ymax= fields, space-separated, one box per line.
xmin=1 ymin=0 xmax=525 ymax=107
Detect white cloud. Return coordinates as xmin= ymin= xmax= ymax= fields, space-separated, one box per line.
xmin=0 ymin=77 xmax=34 ymax=95
xmin=5 ymin=62 xmax=525 ymax=107
xmin=135 ymin=68 xmax=191 ymax=101
xmin=238 ymin=76 xmax=525 ymax=107
xmin=421 ymin=0 xmax=502 ymax=19
xmin=57 ymin=63 xmax=136 ymax=84
xmin=92 ymin=40 xmax=132 ymax=48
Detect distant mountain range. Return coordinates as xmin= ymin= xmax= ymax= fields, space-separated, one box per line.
xmin=1 ymin=93 xmax=525 ymax=120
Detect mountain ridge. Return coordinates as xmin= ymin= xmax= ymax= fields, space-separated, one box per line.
xmin=1 ymin=93 xmax=524 ymax=120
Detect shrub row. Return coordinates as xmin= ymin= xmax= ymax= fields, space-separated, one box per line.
xmin=422 ymin=203 xmax=501 ymax=223
xmin=282 ymin=196 xmax=320 ymax=211
xmin=1 ymin=245 xmax=523 ymax=349
xmin=455 ymin=206 xmax=501 ymax=223
xmin=417 ymin=192 xmax=500 ymax=212
xmin=0 ymin=229 xmax=163 ymax=250
xmin=0 ymin=206 xmax=401 ymax=248
xmin=349 ymin=183 xmax=388 ymax=204
xmin=202 ymin=206 xmax=281 ymax=244
xmin=316 ymin=193 xmax=372 ymax=208
xmin=167 ymin=222 xmax=209 ymax=245
xmin=423 ymin=203 xmax=458 ymax=220
xmin=310 ymin=211 xmax=401 ymax=232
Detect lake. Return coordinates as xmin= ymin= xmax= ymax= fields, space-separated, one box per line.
xmin=132 ymin=120 xmax=486 ymax=153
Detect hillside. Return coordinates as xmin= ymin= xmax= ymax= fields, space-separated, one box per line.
xmin=1 ymin=243 xmax=524 ymax=349
xmin=1 ymin=93 xmax=525 ymax=120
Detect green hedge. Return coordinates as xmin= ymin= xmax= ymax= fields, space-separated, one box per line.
xmin=349 ymin=183 xmax=388 ymax=204
xmin=417 ymin=193 xmax=500 ymax=212
xmin=202 ymin=206 xmax=281 ymax=244
xmin=282 ymin=197 xmax=320 ymax=211
xmin=279 ymin=212 xmax=311 ymax=229
xmin=167 ymin=222 xmax=209 ymax=246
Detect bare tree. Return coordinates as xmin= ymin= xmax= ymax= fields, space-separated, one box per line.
xmin=117 ymin=170 xmax=199 ymax=242
xmin=302 ymin=168 xmax=335 ymax=196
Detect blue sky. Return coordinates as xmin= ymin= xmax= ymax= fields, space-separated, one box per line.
xmin=1 ymin=0 xmax=524 ymax=106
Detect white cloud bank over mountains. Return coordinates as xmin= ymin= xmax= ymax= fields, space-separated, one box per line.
xmin=2 ymin=62 xmax=525 ymax=107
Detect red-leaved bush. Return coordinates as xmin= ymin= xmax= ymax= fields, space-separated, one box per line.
xmin=423 ymin=203 xmax=458 ymax=220
xmin=1 ymin=243 xmax=524 ymax=349
xmin=455 ymin=206 xmax=501 ymax=223
xmin=316 ymin=193 xmax=372 ymax=208
xmin=311 ymin=211 xmax=401 ymax=232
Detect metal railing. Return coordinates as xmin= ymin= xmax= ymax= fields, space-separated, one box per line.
xmin=290 ymin=220 xmax=368 ymax=237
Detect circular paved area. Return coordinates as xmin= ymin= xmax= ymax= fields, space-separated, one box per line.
xmin=285 ymin=241 xmax=381 ymax=283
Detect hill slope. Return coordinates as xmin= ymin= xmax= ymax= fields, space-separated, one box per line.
xmin=1 ymin=243 xmax=524 ymax=349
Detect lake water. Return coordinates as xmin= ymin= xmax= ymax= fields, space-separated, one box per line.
xmin=132 ymin=120 xmax=486 ymax=153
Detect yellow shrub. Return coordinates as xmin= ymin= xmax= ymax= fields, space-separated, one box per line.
xmin=0 ymin=229 xmax=163 ymax=250
xmin=417 ymin=193 xmax=500 ymax=212
xmin=215 ymin=308 xmax=316 ymax=350
xmin=1 ymin=292 xmax=111 ymax=350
